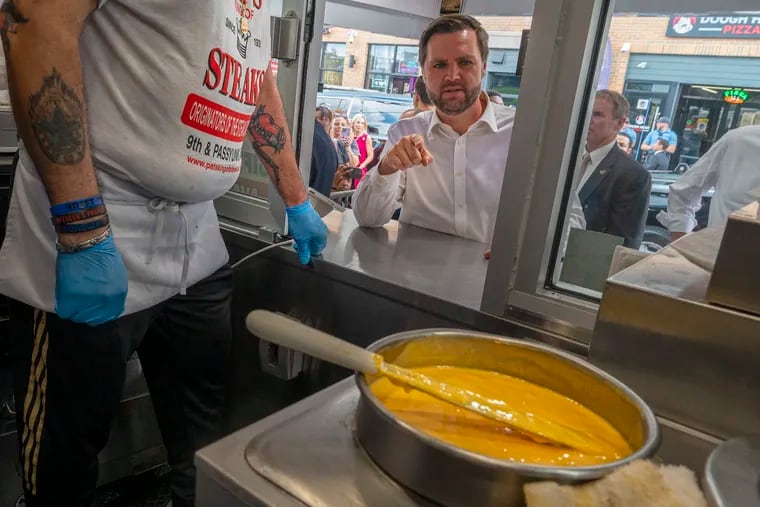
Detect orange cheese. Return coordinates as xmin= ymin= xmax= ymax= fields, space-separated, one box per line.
xmin=369 ymin=366 xmax=632 ymax=466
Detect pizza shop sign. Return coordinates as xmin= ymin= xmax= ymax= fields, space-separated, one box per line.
xmin=667 ymin=14 xmax=760 ymax=38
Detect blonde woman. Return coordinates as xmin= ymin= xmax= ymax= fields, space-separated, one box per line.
xmin=351 ymin=113 xmax=374 ymax=186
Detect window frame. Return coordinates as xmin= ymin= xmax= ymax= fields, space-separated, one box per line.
xmin=319 ymin=42 xmax=346 ymax=86
xmin=479 ymin=0 xmax=614 ymax=341
xmin=479 ymin=0 xmax=760 ymax=339
xmin=365 ymin=44 xmax=420 ymax=94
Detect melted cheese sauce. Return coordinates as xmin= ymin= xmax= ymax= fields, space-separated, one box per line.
xmin=369 ymin=365 xmax=632 ymax=466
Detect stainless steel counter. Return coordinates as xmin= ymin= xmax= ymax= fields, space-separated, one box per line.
xmin=196 ymin=377 xmax=715 ymax=507
xmin=222 ymin=210 xmax=589 ymax=361
xmin=704 ymin=437 xmax=760 ymax=507
xmin=196 ymin=379 xmax=431 ymax=507
xmin=590 ymin=228 xmax=760 ymax=440
xmin=308 ymin=210 xmax=489 ymax=311
xmin=589 ymin=227 xmax=760 ymax=473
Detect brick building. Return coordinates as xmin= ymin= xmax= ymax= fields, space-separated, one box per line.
xmin=321 ymin=14 xmax=760 ymax=165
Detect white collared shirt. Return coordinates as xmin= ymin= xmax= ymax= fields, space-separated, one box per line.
xmin=658 ymin=125 xmax=760 ymax=232
xmin=352 ymin=98 xmax=514 ymax=244
xmin=579 ymin=139 xmax=617 ymax=191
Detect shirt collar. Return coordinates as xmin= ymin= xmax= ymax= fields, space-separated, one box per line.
xmin=587 ymin=139 xmax=617 ymax=165
xmin=426 ymin=91 xmax=496 ymax=136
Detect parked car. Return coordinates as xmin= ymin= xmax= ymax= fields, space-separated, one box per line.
xmin=641 ymin=170 xmax=713 ymax=253
xmin=316 ymin=86 xmax=413 ymax=145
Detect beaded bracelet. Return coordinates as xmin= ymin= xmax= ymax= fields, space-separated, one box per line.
xmin=56 ymin=226 xmax=112 ymax=254
xmin=54 ymin=215 xmax=110 ymax=234
xmin=51 ymin=205 xmax=107 ymax=226
xmin=50 ymin=195 xmax=104 ymax=217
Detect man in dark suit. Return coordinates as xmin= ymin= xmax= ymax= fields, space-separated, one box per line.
xmin=577 ymin=90 xmax=651 ymax=249
xmin=310 ymin=106 xmax=339 ymax=197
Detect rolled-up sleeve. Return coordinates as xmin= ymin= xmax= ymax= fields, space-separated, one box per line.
xmin=657 ymin=140 xmax=722 ymax=233
xmin=352 ymin=127 xmax=403 ymax=227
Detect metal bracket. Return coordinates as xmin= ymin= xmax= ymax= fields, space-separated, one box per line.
xmin=270 ymin=11 xmax=300 ymax=63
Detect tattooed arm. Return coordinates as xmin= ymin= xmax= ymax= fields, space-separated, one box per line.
xmin=247 ymin=64 xmax=308 ymax=207
xmin=1 ymin=0 xmax=102 ymax=244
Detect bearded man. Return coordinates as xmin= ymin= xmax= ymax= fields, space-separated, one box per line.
xmin=353 ymin=14 xmax=514 ymax=244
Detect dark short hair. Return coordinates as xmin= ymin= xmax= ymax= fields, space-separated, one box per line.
xmin=414 ymin=77 xmax=432 ymax=106
xmin=486 ymin=90 xmax=501 ymax=98
xmin=618 ymin=130 xmax=634 ymax=145
xmin=596 ymin=90 xmax=630 ymax=120
xmin=656 ymin=138 xmax=670 ymax=150
xmin=418 ymin=14 xmax=489 ymax=67
xmin=315 ymin=105 xmax=333 ymax=123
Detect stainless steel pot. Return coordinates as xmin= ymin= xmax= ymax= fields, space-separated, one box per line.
xmin=354 ymin=330 xmax=660 ymax=507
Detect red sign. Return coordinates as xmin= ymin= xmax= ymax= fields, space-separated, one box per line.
xmin=667 ymin=14 xmax=760 ymax=39
xmin=181 ymin=93 xmax=251 ymax=142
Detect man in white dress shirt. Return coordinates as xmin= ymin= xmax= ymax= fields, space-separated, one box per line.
xmin=353 ymin=14 xmax=514 ymax=244
xmin=658 ymin=125 xmax=760 ymax=241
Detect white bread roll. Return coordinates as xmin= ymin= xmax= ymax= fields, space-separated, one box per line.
xmin=524 ymin=460 xmax=707 ymax=507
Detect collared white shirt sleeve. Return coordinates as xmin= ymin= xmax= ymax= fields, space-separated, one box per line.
xmin=352 ymin=127 xmax=402 ymax=227
xmin=657 ymin=141 xmax=721 ymax=233
xmin=658 ymin=125 xmax=760 ymax=233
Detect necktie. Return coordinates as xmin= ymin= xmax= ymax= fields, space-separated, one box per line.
xmin=576 ymin=152 xmax=592 ymax=189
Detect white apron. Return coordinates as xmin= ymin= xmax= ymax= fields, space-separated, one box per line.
xmin=0 ymin=0 xmax=272 ymax=314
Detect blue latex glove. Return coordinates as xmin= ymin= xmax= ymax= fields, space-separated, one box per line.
xmin=286 ymin=201 xmax=328 ymax=265
xmin=55 ymin=235 xmax=128 ymax=326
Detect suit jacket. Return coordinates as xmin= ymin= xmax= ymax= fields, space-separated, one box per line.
xmin=309 ymin=121 xmax=339 ymax=198
xmin=579 ymin=145 xmax=652 ymax=249
xmin=644 ymin=150 xmax=669 ymax=172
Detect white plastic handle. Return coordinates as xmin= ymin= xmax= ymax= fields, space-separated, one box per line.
xmin=245 ymin=310 xmax=379 ymax=374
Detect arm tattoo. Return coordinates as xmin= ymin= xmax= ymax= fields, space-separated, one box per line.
xmin=248 ymin=105 xmax=286 ymax=187
xmin=0 ymin=0 xmax=29 ymax=46
xmin=29 ymin=68 xmax=85 ymax=165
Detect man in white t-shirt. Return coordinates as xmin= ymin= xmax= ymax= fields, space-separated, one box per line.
xmin=0 ymin=1 xmax=326 ymax=506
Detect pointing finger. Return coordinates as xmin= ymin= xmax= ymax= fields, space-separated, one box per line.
xmin=420 ymin=147 xmax=434 ymax=166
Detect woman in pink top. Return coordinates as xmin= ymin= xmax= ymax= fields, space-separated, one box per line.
xmin=351 ymin=113 xmax=374 ymax=187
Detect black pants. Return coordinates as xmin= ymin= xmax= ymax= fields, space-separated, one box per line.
xmin=9 ymin=265 xmax=233 ymax=507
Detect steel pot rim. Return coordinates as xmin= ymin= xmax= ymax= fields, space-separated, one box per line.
xmin=354 ymin=328 xmax=661 ymax=481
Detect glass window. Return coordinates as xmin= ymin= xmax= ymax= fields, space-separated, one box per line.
xmin=394 ymin=46 xmax=420 ymax=75
xmin=320 ymin=42 xmax=346 ymax=86
xmin=488 ymin=73 xmax=521 ymax=106
xmin=365 ymin=45 xmax=419 ymax=95
xmin=550 ymin=5 xmax=760 ymax=300
xmin=368 ymin=45 xmax=395 ymax=74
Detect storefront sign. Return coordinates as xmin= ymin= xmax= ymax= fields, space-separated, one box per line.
xmin=723 ymin=88 xmax=750 ymax=104
xmin=667 ymin=15 xmax=760 ymax=38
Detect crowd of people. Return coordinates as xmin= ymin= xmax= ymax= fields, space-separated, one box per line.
xmin=308 ymin=15 xmax=661 ymax=252
xmin=343 ymin=12 xmax=759 ymax=253
xmin=309 ymin=108 xmax=379 ymax=197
